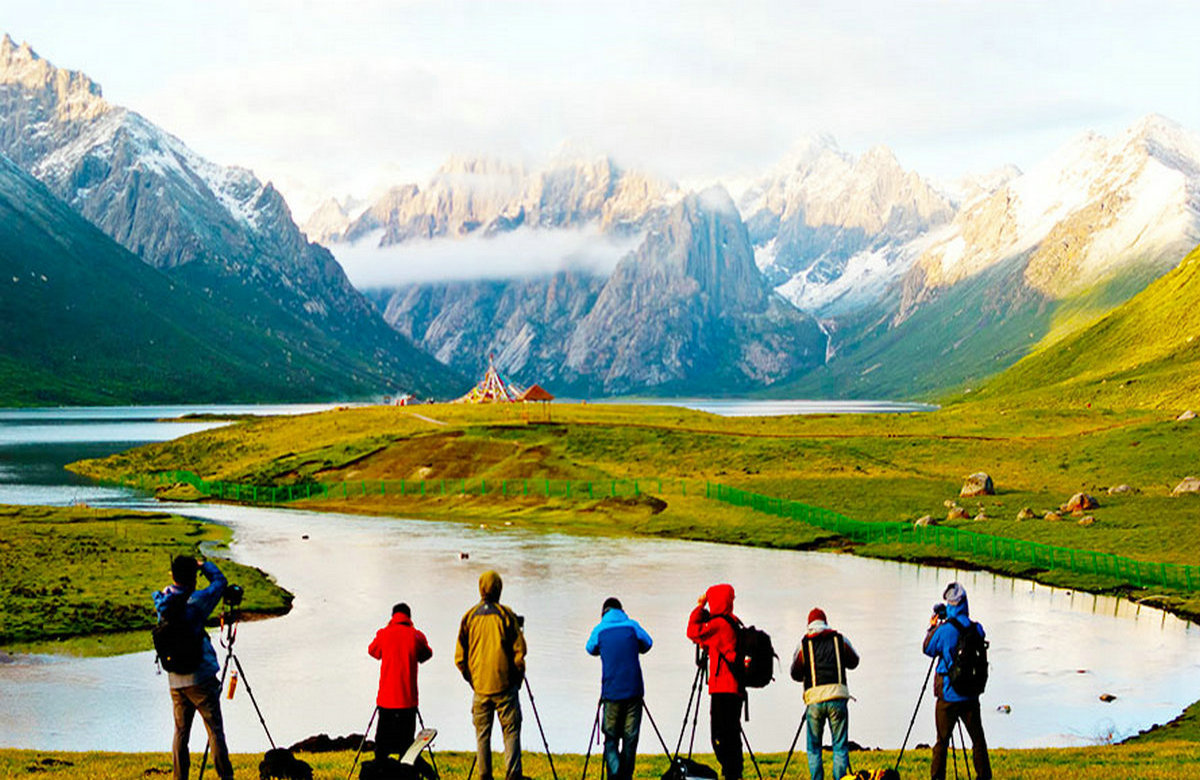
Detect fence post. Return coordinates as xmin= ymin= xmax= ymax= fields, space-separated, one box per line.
xmin=421 ymin=481 xmax=426 ymax=496
xmin=589 ymin=482 xmax=593 ymax=498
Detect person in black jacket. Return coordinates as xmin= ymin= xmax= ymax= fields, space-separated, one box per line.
xmin=790 ymin=608 xmax=859 ymax=780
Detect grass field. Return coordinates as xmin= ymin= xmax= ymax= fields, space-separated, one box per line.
xmin=0 ymin=504 xmax=293 ymax=655
xmin=4 ymin=743 xmax=1200 ymax=780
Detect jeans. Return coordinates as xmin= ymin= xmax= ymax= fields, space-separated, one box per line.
xmin=170 ymin=677 xmax=233 ymax=780
xmin=804 ymin=698 xmax=849 ymax=780
xmin=710 ymin=693 xmax=743 ymax=780
xmin=472 ymin=688 xmax=523 ymax=780
xmin=601 ymin=698 xmax=643 ymax=780
xmin=930 ymin=698 xmax=991 ymax=780
xmin=376 ymin=706 xmax=417 ymax=762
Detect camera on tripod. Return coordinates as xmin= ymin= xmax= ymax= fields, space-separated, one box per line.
xmin=223 ymin=584 xmax=244 ymax=608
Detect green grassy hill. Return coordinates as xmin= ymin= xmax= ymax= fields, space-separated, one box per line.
xmin=0 ymin=154 xmax=456 ymax=405
xmin=970 ymin=243 xmax=1200 ymax=410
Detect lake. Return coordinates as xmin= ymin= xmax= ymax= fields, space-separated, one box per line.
xmin=1 ymin=405 xmax=1197 ymax=756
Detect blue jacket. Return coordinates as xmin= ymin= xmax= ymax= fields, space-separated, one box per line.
xmin=586 ymin=608 xmax=653 ymax=701
xmin=153 ymin=561 xmax=226 ymax=689
xmin=923 ymin=595 xmax=985 ymax=703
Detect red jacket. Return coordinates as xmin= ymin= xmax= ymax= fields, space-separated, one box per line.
xmin=368 ymin=613 xmax=433 ymax=709
xmin=687 ymin=584 xmax=742 ymax=696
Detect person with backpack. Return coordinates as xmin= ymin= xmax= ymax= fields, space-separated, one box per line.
xmin=368 ymin=602 xmax=433 ymax=764
xmin=923 ymin=582 xmax=991 ymax=780
xmin=687 ymin=584 xmax=744 ymax=780
xmin=456 ymin=570 xmax=527 ymax=780
xmin=586 ymin=597 xmax=653 ymax=780
xmin=152 ymin=555 xmax=233 ymax=780
xmin=789 ymin=608 xmax=859 ymax=780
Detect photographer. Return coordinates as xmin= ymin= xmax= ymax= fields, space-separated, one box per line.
xmin=152 ymin=555 xmax=233 ymax=780
xmin=455 ymin=570 xmax=526 ymax=780
xmin=922 ymin=582 xmax=991 ymax=780
xmin=686 ymin=584 xmax=743 ymax=780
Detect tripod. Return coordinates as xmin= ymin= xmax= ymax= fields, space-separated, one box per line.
xmin=673 ymin=649 xmax=763 ymax=780
xmin=199 ymin=607 xmax=276 ymax=779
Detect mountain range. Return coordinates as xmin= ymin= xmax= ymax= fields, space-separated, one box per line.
xmin=0 ymin=35 xmax=461 ymax=403
xmin=4 ymin=30 xmax=1200 ymax=404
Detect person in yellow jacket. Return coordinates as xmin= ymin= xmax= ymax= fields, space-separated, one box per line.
xmin=456 ymin=570 xmax=528 ymax=780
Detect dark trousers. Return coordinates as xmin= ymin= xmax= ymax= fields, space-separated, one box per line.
xmin=376 ymin=706 xmax=418 ymax=762
xmin=710 ymin=693 xmax=743 ymax=780
xmin=601 ymin=698 xmax=643 ymax=780
xmin=170 ymin=677 xmax=234 ymax=780
xmin=930 ymin=698 xmax=991 ymax=780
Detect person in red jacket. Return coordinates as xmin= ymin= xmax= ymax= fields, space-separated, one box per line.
xmin=687 ymin=584 xmax=743 ymax=780
xmin=368 ymin=602 xmax=433 ymax=763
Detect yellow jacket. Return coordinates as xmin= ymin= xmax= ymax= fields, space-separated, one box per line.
xmin=455 ymin=571 xmax=527 ymax=695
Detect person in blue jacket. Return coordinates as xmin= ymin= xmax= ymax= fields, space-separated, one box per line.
xmin=586 ymin=597 xmax=653 ymax=780
xmin=922 ymin=582 xmax=991 ymax=780
xmin=153 ymin=555 xmax=233 ymax=780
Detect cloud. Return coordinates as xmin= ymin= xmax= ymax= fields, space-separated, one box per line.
xmin=331 ymin=227 xmax=642 ymax=288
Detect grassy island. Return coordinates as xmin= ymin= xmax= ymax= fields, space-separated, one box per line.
xmin=0 ymin=504 xmax=293 ymax=656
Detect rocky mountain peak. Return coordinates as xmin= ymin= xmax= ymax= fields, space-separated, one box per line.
xmin=0 ymin=33 xmax=105 ymax=122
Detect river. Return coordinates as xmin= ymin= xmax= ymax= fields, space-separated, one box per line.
xmin=1 ymin=405 xmax=1197 ymax=756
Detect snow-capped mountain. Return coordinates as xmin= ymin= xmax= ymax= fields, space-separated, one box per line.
xmin=738 ymin=135 xmax=956 ymax=315
xmin=375 ymin=186 xmax=825 ymax=394
xmin=308 ymin=153 xmax=677 ymax=247
xmin=0 ymin=34 xmax=458 ymax=397
xmin=900 ymin=114 xmax=1200 ymax=319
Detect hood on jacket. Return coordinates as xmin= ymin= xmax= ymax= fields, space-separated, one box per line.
xmin=479 ymin=570 xmax=503 ymax=603
xmin=389 ymin=612 xmax=414 ymax=627
xmin=705 ymin=584 xmax=735 ymax=616
xmin=946 ymin=593 xmax=970 ymax=623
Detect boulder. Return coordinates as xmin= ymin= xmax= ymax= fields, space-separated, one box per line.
xmin=1016 ymin=507 xmax=1038 ymax=521
xmin=943 ymin=499 xmax=958 ymax=509
xmin=1065 ymin=493 xmax=1099 ymax=512
xmin=960 ymin=473 xmax=995 ymax=497
xmin=1077 ymin=516 xmax=1096 ymax=527
xmin=914 ymin=515 xmax=937 ymax=527
xmin=1099 ymin=693 xmax=1117 ymax=703
xmin=1172 ymin=476 xmax=1200 ymax=495
xmin=947 ymin=506 xmax=970 ymax=521
xmin=1178 ymin=410 xmax=1196 ymax=421
xmin=1044 ymin=511 xmax=1063 ymax=522
xmin=973 ymin=512 xmax=989 ymax=522
xmin=1107 ymin=484 xmax=1134 ymax=495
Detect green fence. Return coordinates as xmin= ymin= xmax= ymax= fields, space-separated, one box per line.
xmin=708 ymin=482 xmax=1200 ymax=592
xmin=138 ymin=470 xmax=1200 ymax=593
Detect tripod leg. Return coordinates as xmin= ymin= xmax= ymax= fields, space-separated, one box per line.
xmin=957 ymin=720 xmax=972 ymax=780
xmin=347 ymin=706 xmax=380 ymax=780
xmin=688 ymin=662 xmax=707 ymax=760
xmin=198 ymin=638 xmax=236 ymax=780
xmin=417 ymin=708 xmax=439 ymax=779
xmin=777 ymin=714 xmax=805 ymax=780
xmin=524 ymin=677 xmax=560 ymax=780
xmin=641 ymin=701 xmax=675 ymax=762
xmin=740 ymin=727 xmax=763 ymax=780
xmin=231 ymin=653 xmax=276 ymax=749
xmin=582 ymin=700 xmax=601 ymax=780
xmin=895 ymin=655 xmax=936 ymax=772
xmin=673 ymin=663 xmax=703 ymax=760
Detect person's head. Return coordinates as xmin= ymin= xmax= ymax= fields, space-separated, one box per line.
xmin=602 ymin=596 xmax=622 ymax=616
xmin=392 ymin=603 xmax=411 ymax=617
xmin=171 ymin=555 xmax=199 ymax=591
xmin=704 ymin=583 xmax=735 ymax=615
xmin=942 ymin=582 xmax=966 ymax=606
xmin=479 ymin=570 xmax=503 ymax=603
xmin=807 ymin=607 xmax=828 ymax=628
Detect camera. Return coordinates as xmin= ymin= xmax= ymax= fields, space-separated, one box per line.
xmin=932 ymin=603 xmax=947 ymax=619
xmin=223 ymin=584 xmax=244 ymax=607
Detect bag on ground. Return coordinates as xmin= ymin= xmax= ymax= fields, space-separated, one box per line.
xmin=661 ymin=757 xmax=719 ymax=780
xmin=259 ymin=747 xmax=313 ymax=780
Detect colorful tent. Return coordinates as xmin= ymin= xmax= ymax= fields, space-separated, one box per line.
xmin=454 ymin=358 xmax=521 ymax=403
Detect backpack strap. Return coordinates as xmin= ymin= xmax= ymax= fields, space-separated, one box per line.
xmin=806 ymin=636 xmax=816 ymax=686
xmin=834 ymin=634 xmax=844 ymax=686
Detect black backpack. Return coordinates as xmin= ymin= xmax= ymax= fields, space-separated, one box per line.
xmin=152 ymin=593 xmax=204 ymax=674
xmin=946 ymin=618 xmax=988 ymax=696
xmin=716 ymin=615 xmax=776 ymax=688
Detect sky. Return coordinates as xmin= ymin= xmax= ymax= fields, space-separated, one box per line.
xmin=2 ymin=1 xmax=1199 ymax=221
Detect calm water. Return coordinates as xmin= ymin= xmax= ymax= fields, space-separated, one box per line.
xmin=0 ymin=405 xmax=1197 ymax=757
